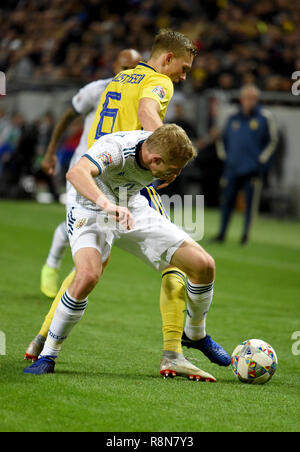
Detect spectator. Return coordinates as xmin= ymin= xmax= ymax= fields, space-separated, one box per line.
xmin=214 ymin=84 xmax=278 ymax=245
xmin=56 ymin=116 xmax=83 ymax=184
xmin=33 ymin=112 xmax=60 ymax=202
xmin=1 ymin=0 xmax=300 ymax=91
xmin=0 ymin=111 xmax=24 ymax=176
xmin=161 ymin=101 xmax=197 ymax=197
xmin=195 ymin=126 xmax=224 ymax=207
xmin=0 ymin=107 xmax=8 ymax=135
xmin=168 ymin=102 xmax=197 ymax=141
xmin=0 ymin=113 xmax=37 ymax=199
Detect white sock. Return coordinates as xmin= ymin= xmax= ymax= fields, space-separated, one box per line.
xmin=184 ymin=280 xmax=214 ymax=341
xmin=40 ymin=290 xmax=87 ymax=358
xmin=46 ymin=221 xmax=69 ymax=269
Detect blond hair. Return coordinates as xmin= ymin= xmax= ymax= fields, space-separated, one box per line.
xmin=147 ymin=123 xmax=197 ymax=166
xmin=151 ymin=29 xmax=198 ymax=58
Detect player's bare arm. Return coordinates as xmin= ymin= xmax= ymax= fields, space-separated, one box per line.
xmin=66 ymin=157 xmax=134 ymax=230
xmin=138 ymin=97 xmax=163 ymax=131
xmin=42 ymin=106 xmax=78 ymax=175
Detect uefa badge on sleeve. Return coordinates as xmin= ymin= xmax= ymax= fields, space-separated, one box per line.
xmin=98 ymin=153 xmax=112 ymax=168
xmin=152 ymin=86 xmax=166 ymax=100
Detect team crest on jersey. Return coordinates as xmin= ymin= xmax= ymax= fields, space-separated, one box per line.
xmin=75 ymin=218 xmax=87 ymax=229
xmin=152 ymin=86 xmax=166 ymax=100
xmin=249 ymin=119 xmax=259 ymax=130
xmin=98 ymin=152 xmax=112 ymax=167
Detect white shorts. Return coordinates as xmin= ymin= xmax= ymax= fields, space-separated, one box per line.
xmin=66 ymin=204 xmax=189 ymax=272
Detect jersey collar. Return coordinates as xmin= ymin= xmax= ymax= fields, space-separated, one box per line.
xmin=137 ymin=62 xmax=157 ymax=72
xmin=135 ymin=140 xmax=148 ymax=170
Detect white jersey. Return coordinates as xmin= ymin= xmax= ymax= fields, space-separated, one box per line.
xmin=68 ymin=130 xmax=155 ymax=211
xmin=69 ymin=77 xmax=113 ymax=166
xmin=65 ymin=78 xmax=112 ymax=197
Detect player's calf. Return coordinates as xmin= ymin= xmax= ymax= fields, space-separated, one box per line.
xmin=70 ymin=269 xmax=100 ymax=300
xmin=170 ymin=240 xmax=216 ymax=346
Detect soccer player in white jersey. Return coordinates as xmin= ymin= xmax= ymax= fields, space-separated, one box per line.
xmin=26 ymin=31 xmax=231 ymax=370
xmin=40 ymin=49 xmax=142 ymax=298
xmin=24 ymin=124 xmax=218 ymax=382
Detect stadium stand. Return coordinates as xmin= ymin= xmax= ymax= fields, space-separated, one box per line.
xmin=0 ymin=0 xmax=300 ymax=217
xmin=1 ymin=0 xmax=299 ymax=90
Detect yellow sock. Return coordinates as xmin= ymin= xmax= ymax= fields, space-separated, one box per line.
xmin=160 ymin=267 xmax=186 ymax=354
xmin=38 ymin=270 xmax=76 ymax=338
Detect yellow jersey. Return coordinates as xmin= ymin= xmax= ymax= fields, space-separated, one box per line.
xmin=87 ymin=62 xmax=174 ymax=148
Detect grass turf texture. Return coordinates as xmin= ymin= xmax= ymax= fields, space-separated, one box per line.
xmin=0 ymin=200 xmax=299 ymax=432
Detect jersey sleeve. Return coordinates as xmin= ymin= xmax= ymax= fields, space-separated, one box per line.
xmin=139 ymin=74 xmax=174 ymax=111
xmin=72 ymin=79 xmax=111 ymax=115
xmin=82 ymin=137 xmax=124 ymax=175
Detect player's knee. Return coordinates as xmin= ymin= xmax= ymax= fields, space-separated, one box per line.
xmin=190 ymin=252 xmax=215 ymax=283
xmin=207 ymin=255 xmax=216 ymax=278
xmin=72 ymin=266 xmax=101 ymax=297
xmin=81 ymin=268 xmax=101 ymax=289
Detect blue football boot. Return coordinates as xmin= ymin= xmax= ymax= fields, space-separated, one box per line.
xmin=182 ymin=332 xmax=231 ymax=367
xmin=23 ymin=356 xmax=56 ymax=375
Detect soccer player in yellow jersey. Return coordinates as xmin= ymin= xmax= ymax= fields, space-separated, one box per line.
xmin=87 ymin=62 xmax=174 ymax=146
xmin=25 ymin=29 xmax=231 ymax=371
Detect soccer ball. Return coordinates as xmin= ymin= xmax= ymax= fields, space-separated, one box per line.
xmin=231 ymin=339 xmax=278 ymax=384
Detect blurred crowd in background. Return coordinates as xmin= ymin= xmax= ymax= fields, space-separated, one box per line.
xmin=1 ymin=0 xmax=299 ymax=91
xmin=0 ymin=0 xmax=297 ymax=215
xmin=0 ymin=106 xmax=83 ymax=201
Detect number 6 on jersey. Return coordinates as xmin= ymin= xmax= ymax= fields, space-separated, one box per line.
xmin=95 ymin=91 xmax=121 ymax=139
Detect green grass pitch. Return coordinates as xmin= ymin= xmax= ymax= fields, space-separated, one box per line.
xmin=0 ymin=200 xmax=299 ymax=432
